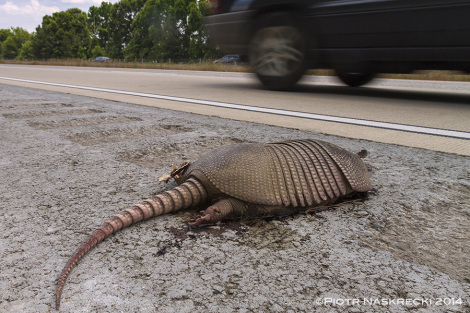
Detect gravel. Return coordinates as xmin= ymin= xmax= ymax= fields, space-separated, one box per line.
xmin=0 ymin=83 xmax=468 ymax=312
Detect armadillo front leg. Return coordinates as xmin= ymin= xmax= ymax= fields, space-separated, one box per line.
xmin=189 ymin=198 xmax=302 ymax=226
xmin=189 ymin=198 xmax=242 ymax=225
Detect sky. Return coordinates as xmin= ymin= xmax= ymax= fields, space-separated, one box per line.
xmin=0 ymin=0 xmax=120 ymax=33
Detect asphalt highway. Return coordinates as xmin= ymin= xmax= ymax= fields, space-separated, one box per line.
xmin=0 ymin=64 xmax=469 ymax=155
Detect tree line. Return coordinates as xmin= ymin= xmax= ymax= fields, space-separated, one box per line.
xmin=0 ymin=0 xmax=219 ymax=61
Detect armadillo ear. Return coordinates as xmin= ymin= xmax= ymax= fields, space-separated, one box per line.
xmin=171 ymin=162 xmax=191 ymax=178
xmin=158 ymin=162 xmax=191 ymax=183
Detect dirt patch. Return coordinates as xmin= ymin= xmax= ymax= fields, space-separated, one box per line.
xmin=3 ymin=108 xmax=102 ymax=119
xmin=64 ymin=125 xmax=190 ymax=146
xmin=158 ymin=218 xmax=298 ymax=257
xmin=0 ymin=102 xmax=73 ymax=111
xmin=28 ymin=116 xmax=142 ymax=129
xmin=236 ymin=220 xmax=301 ymax=251
xmin=0 ymin=98 xmax=47 ymax=104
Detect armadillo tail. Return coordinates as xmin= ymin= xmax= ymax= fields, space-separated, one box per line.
xmin=56 ymin=177 xmax=207 ymax=310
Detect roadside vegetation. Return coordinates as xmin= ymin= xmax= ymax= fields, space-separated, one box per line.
xmin=2 ymin=58 xmax=469 ymax=82
xmin=0 ymin=58 xmax=249 ymax=72
xmin=0 ymin=0 xmax=220 ymax=62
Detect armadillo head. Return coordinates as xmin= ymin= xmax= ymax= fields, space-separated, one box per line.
xmin=158 ymin=162 xmax=191 ymax=185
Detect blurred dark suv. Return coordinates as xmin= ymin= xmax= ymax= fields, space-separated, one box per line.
xmin=205 ymin=0 xmax=470 ymax=90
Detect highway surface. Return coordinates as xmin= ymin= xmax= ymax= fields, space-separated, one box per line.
xmin=0 ymin=64 xmax=469 ymax=155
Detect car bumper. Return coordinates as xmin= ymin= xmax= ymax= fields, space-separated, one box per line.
xmin=204 ymin=10 xmax=255 ymax=54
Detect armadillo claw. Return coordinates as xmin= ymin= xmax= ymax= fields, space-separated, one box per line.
xmin=188 ymin=214 xmax=212 ymax=226
xmin=188 ymin=207 xmax=224 ymax=226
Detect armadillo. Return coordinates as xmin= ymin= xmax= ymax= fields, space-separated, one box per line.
xmin=56 ymin=139 xmax=371 ymax=309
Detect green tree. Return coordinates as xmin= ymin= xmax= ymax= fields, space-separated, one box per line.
xmin=0 ymin=1 xmax=212 ymax=61
xmin=33 ymin=8 xmax=91 ymax=59
xmin=187 ymin=1 xmax=207 ymax=59
xmin=0 ymin=27 xmax=31 ymax=59
xmin=88 ymin=2 xmax=113 ymax=51
xmin=89 ymin=35 xmax=106 ymax=58
xmin=107 ymin=0 xmax=146 ymax=59
xmin=126 ymin=0 xmax=209 ymax=61
xmin=18 ymin=40 xmax=35 ymax=59
xmin=1 ymin=36 xmax=18 ymax=59
xmin=125 ymin=0 xmax=170 ymax=60
xmin=0 ymin=29 xmax=12 ymax=58
xmin=0 ymin=28 xmax=12 ymax=42
xmin=91 ymin=45 xmax=106 ymax=58
xmin=11 ymin=27 xmax=31 ymax=47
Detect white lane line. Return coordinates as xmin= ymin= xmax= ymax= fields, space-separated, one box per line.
xmin=1 ymin=76 xmax=469 ymax=140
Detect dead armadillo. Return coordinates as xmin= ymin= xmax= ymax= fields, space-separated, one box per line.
xmin=56 ymin=139 xmax=372 ymax=309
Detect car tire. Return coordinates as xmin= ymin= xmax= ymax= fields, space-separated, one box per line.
xmin=336 ymin=70 xmax=375 ymax=87
xmin=249 ymin=13 xmax=308 ymax=91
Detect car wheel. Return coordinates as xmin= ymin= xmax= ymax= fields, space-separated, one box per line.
xmin=336 ymin=70 xmax=374 ymax=87
xmin=249 ymin=14 xmax=308 ymax=91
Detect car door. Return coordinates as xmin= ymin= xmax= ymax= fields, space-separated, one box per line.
xmin=310 ymin=0 xmax=470 ymax=49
